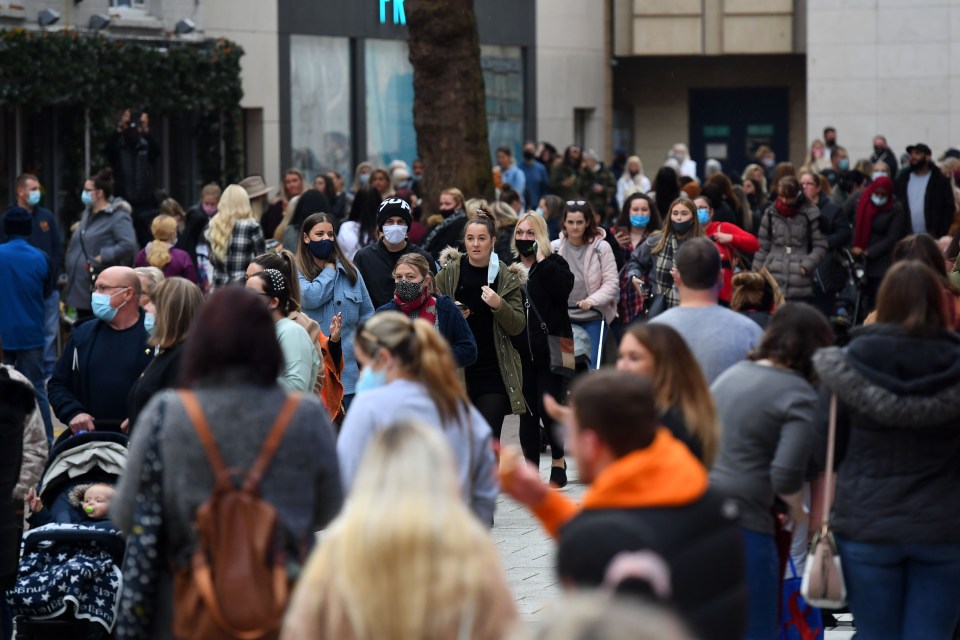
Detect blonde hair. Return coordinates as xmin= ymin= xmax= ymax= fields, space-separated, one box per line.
xmin=491 ymin=201 xmax=519 ymax=229
xmin=440 ymin=187 xmax=465 ymax=211
xmin=623 ymin=323 xmax=719 ymax=467
xmin=134 ymin=266 xmax=165 ymax=301
xmin=282 ymin=419 xmax=515 ymax=640
xmin=207 ymin=184 xmax=254 ymax=263
xmin=355 ymin=312 xmax=467 ymax=425
xmin=273 ymin=193 xmax=301 ymax=243
xmin=147 ymin=214 xmax=177 ymax=269
xmin=464 ymin=198 xmax=487 ymax=219
xmin=512 ymin=213 xmax=552 ymax=258
xmin=201 ymin=183 xmax=222 ymax=199
xmin=741 ymin=163 xmax=768 ymax=195
xmin=151 ymin=277 xmax=204 ymax=350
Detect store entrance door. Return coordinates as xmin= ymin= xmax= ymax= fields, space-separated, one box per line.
xmin=688 ymin=87 xmax=789 ymax=181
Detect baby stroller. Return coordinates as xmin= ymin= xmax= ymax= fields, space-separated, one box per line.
xmin=7 ymin=430 xmax=127 ymax=639
xmin=823 ymin=249 xmax=867 ymax=346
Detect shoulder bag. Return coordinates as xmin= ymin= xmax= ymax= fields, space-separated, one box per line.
xmin=523 ymin=287 xmax=575 ymax=378
xmin=800 ymin=393 xmax=847 ymax=608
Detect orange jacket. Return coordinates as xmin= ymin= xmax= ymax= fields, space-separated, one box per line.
xmin=318 ymin=331 xmax=345 ymax=421
xmin=530 ymin=429 xmax=709 ymax=538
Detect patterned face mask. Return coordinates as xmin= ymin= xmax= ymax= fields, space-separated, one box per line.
xmin=395 ymin=279 xmax=424 ymax=303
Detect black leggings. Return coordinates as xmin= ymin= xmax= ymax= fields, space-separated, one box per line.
xmin=470 ymin=392 xmax=511 ymax=442
xmin=518 ymin=361 xmax=566 ymax=465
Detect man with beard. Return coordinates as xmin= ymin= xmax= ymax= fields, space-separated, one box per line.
xmin=549 ymin=145 xmax=583 ymax=201
xmin=823 ymin=126 xmax=838 ymax=159
xmin=894 ymin=143 xmax=956 ymax=238
xmin=870 ymin=135 xmax=899 ymax=176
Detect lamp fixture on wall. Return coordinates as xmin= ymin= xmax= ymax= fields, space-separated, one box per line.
xmin=38 ymin=8 xmax=61 ymax=26
xmin=88 ymin=13 xmax=111 ymax=31
xmin=174 ymin=18 xmax=195 ymax=35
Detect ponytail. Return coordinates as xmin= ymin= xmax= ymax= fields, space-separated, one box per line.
xmin=409 ymin=319 xmax=469 ymax=424
xmin=357 ymin=312 xmax=469 ymax=425
xmin=147 ymin=214 xmax=176 ymax=269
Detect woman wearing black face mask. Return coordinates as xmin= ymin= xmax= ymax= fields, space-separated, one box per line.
xmin=375 ymin=253 xmax=477 ymax=368
xmin=297 ymin=212 xmax=374 ymax=410
xmin=626 ymin=198 xmax=707 ymax=314
xmin=511 ymin=213 xmax=574 ymax=485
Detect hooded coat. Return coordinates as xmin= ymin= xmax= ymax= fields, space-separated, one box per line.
xmin=753 ymin=199 xmax=827 ymax=300
xmin=435 ymin=248 xmax=527 ymax=415
xmin=813 ymin=325 xmax=960 ymax=543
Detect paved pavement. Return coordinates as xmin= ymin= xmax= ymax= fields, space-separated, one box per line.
xmin=494 ymin=415 xmax=856 ymax=638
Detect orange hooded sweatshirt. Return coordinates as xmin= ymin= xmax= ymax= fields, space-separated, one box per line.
xmin=527 ymin=428 xmax=709 ymax=538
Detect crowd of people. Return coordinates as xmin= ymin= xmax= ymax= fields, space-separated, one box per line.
xmin=2 ymin=125 xmax=960 ymax=640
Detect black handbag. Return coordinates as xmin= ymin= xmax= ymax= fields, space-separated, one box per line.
xmin=524 ymin=288 xmax=576 ymax=378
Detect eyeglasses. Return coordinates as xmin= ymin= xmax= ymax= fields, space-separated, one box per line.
xmin=93 ymin=285 xmax=128 ymax=293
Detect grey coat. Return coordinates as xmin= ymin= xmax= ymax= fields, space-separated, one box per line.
xmin=753 ymin=201 xmax=827 ymax=300
xmin=112 ymin=385 xmax=343 ymax=640
xmin=63 ymin=206 xmax=138 ymax=309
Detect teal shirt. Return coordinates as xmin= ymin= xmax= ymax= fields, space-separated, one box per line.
xmin=275 ymin=317 xmax=319 ymax=393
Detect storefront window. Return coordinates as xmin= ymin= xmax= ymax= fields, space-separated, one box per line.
xmin=364 ymin=39 xmax=417 ymax=168
xmin=290 ymin=35 xmax=352 ymax=184
xmin=481 ymin=45 xmax=524 ymax=160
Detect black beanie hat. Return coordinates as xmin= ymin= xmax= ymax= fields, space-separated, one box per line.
xmin=3 ymin=207 xmax=32 ymax=238
xmin=377 ymin=197 xmax=413 ymax=229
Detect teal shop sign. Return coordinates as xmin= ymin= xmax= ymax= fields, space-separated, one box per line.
xmin=380 ymin=0 xmax=407 ymax=25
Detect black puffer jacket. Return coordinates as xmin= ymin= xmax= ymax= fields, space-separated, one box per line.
xmin=813 ymin=325 xmax=960 ymax=543
xmin=512 ymin=253 xmax=574 ymax=363
xmin=557 ymin=490 xmax=747 ymax=640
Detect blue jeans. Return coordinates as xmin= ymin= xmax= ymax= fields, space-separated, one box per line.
xmin=43 ymin=291 xmax=60 ymax=379
xmin=741 ymin=528 xmax=779 ymax=640
xmin=837 ymin=536 xmax=960 ymax=640
xmin=3 ymin=349 xmax=54 ymax=444
xmin=572 ymin=318 xmax=605 ymax=369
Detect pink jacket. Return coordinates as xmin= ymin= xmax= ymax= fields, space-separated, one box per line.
xmin=551 ymin=228 xmax=620 ymax=324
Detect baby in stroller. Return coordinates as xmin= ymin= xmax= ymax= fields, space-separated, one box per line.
xmin=6 ymin=432 xmax=127 ymax=639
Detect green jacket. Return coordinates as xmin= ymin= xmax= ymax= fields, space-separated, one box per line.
xmin=435 ymin=248 xmax=527 ymax=415
xmin=550 ymin=163 xmax=582 ymax=201
xmin=581 ymin=165 xmax=617 ymax=220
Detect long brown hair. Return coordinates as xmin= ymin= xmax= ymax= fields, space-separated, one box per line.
xmin=355 ymin=312 xmax=468 ymax=424
xmin=623 ymin=323 xmax=719 ymax=466
xmin=875 ymin=261 xmax=948 ymax=336
xmin=749 ymin=302 xmax=834 ymax=382
xmin=652 ymin=198 xmax=704 ymax=255
xmin=562 ymin=201 xmax=600 ymax=244
xmin=295 ymin=212 xmax=359 ymax=286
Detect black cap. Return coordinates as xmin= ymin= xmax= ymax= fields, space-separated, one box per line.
xmin=3 ymin=206 xmax=32 ymax=238
xmin=377 ymin=197 xmax=412 ymax=229
xmin=941 ymin=148 xmax=960 ymax=161
xmin=906 ymin=143 xmax=933 ymax=156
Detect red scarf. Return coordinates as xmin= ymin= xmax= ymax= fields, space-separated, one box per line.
xmin=774 ymin=196 xmax=799 ymax=218
xmin=394 ymin=291 xmax=438 ymax=326
xmin=854 ymin=175 xmax=894 ymax=250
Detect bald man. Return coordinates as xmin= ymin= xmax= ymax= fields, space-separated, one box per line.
xmin=48 ymin=267 xmax=153 ymax=434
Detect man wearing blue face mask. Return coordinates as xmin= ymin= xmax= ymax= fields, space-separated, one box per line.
xmin=820 ymin=146 xmax=849 ymax=189
xmin=353 ymin=198 xmax=436 ymax=309
xmin=2 ymin=174 xmax=63 ymax=379
xmin=48 ymin=266 xmax=152 ymax=434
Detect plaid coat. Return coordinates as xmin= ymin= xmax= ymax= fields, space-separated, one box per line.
xmin=208 ymin=219 xmax=265 ymax=290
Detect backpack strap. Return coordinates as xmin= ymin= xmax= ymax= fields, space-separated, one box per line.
xmin=179 ymin=391 xmax=300 ymax=493
xmin=180 ymin=390 xmax=231 ymax=490
xmin=243 ymin=394 xmax=301 ymax=492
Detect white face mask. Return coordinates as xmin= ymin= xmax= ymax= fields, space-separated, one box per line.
xmin=382 ymin=224 xmax=407 ymax=244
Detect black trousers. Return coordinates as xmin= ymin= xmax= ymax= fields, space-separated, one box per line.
xmin=518 ymin=357 xmax=566 ymax=465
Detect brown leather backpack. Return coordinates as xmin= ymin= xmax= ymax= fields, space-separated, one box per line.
xmin=173 ymin=391 xmax=301 ymax=640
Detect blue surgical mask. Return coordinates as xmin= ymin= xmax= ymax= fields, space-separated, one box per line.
xmin=871 ymin=194 xmax=888 ymax=207
xmin=27 ymin=190 xmax=41 ymax=207
xmin=872 ymin=171 xmax=887 ymax=180
xmin=358 ymin=173 xmax=371 ymax=185
xmin=81 ymin=190 xmax=93 ymax=207
xmin=91 ymin=290 xmax=126 ymax=322
xmin=535 ymin=207 xmax=544 ymax=216
xmin=629 ymin=215 xmax=650 ymax=228
xmin=487 ymin=253 xmax=500 ymax=285
xmin=355 ymin=364 xmax=387 ymax=395
xmin=697 ymin=208 xmax=710 ymax=225
xmin=144 ymin=312 xmax=155 ymax=335
xmin=838 ymin=158 xmax=850 ymax=171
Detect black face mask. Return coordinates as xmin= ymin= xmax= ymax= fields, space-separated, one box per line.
xmin=873 ymin=145 xmax=885 ymax=155
xmin=671 ymin=219 xmax=694 ymax=236
xmin=522 ymin=150 xmax=535 ymax=161
xmin=515 ymin=239 xmax=536 ymax=257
